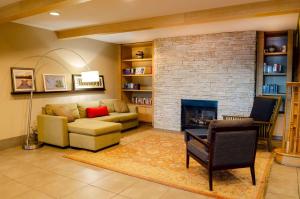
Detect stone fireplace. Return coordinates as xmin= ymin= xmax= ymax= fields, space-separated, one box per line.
xmin=153 ymin=31 xmax=256 ymax=131
xmin=181 ymin=99 xmax=218 ymax=130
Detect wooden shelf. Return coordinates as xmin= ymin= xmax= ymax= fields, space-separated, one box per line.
xmin=262 ymin=93 xmax=286 ymax=96
xmin=121 ymin=41 xmax=153 ymax=124
xmin=122 ymin=89 xmax=152 ymax=92
xmin=264 ymin=73 xmax=287 ymax=76
xmin=122 ymin=58 xmax=152 ymax=62
xmin=122 ymin=74 xmax=152 ymax=77
xmin=264 ymin=52 xmax=287 ymax=56
xmin=129 ymin=103 xmax=152 ymax=108
xmin=122 ymin=42 xmax=153 ymax=48
xmin=11 ymin=89 xmax=105 ymax=95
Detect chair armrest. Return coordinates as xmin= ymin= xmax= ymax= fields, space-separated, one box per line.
xmin=128 ymin=104 xmax=138 ymax=113
xmin=223 ymin=115 xmax=250 ymax=120
xmin=253 ymin=121 xmax=272 ymax=125
xmin=185 ymin=130 xmax=209 ymax=147
xmin=37 ymin=114 xmax=69 ymax=147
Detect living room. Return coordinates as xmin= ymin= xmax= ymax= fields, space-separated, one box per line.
xmin=0 ymin=0 xmax=300 ymax=199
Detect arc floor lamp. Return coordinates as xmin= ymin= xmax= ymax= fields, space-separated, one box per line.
xmin=13 ymin=48 xmax=99 ymax=150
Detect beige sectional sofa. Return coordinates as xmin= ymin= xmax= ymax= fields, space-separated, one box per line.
xmin=37 ymin=99 xmax=139 ymax=151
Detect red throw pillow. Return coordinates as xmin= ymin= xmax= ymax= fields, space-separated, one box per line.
xmin=86 ymin=106 xmax=109 ymax=118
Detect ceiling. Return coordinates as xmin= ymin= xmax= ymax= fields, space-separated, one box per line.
xmin=87 ymin=14 xmax=299 ymax=44
xmin=12 ymin=0 xmax=299 ymax=44
xmin=0 ymin=0 xmax=20 ymax=7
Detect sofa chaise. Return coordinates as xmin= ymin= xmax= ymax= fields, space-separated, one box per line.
xmin=37 ymin=99 xmax=139 ymax=151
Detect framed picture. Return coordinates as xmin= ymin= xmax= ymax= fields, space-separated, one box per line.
xmin=43 ymin=74 xmax=68 ymax=92
xmin=11 ymin=67 xmax=35 ymax=93
xmin=72 ymin=74 xmax=105 ymax=91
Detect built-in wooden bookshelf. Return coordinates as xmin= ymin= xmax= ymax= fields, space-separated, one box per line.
xmin=120 ymin=41 xmax=153 ymax=124
xmin=256 ymin=30 xmax=294 ymax=113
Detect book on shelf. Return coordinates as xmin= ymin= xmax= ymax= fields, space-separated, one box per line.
xmin=131 ymin=97 xmax=152 ymax=106
xmin=262 ymin=84 xmax=280 ymax=94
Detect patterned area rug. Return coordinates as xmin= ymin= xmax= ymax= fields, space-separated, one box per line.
xmin=65 ymin=129 xmax=273 ymax=199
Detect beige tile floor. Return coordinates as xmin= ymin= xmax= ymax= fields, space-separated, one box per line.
xmin=0 ymin=134 xmax=298 ymax=199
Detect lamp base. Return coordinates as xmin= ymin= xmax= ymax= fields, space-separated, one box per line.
xmin=23 ymin=142 xmax=43 ymax=150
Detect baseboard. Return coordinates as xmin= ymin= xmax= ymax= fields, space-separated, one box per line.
xmin=0 ymin=135 xmax=25 ymax=150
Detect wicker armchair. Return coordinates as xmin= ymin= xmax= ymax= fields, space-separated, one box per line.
xmin=223 ymin=96 xmax=282 ymax=151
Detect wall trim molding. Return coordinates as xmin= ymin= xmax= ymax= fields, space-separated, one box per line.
xmin=0 ymin=135 xmax=25 ymax=150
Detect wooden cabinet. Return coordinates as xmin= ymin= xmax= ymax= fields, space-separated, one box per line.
xmin=120 ymin=42 xmax=153 ymax=124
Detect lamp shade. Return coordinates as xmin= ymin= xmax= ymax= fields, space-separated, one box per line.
xmin=81 ymin=71 xmax=99 ymax=82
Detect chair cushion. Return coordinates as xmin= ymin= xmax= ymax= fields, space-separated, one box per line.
xmin=77 ymin=101 xmax=100 ymax=118
xmin=207 ymin=118 xmax=253 ymax=143
xmin=187 ymin=140 xmax=208 ymax=163
xmin=250 ymin=97 xmax=276 ymax=122
xmin=68 ymin=119 xmax=121 ymax=136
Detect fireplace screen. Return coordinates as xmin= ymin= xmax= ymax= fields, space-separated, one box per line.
xmin=181 ymin=99 xmax=218 ymax=130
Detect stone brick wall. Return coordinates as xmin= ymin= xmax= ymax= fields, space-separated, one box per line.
xmin=153 ymin=31 xmax=257 ymax=131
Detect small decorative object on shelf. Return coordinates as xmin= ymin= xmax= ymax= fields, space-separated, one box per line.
xmin=273 ymin=64 xmax=282 ymax=73
xmin=131 ymin=96 xmax=152 ymax=105
xmin=136 ymin=51 xmax=144 ymax=59
xmin=122 ymin=67 xmax=151 ymax=75
xmin=135 ymin=67 xmax=145 ymax=75
xmin=281 ymin=45 xmax=287 ymax=53
xmin=268 ymin=45 xmax=276 ymax=52
xmin=123 ymin=83 xmax=140 ymax=90
xmin=123 ymin=68 xmax=133 ymax=75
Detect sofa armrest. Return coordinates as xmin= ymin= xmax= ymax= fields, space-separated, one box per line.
xmin=37 ymin=114 xmax=69 ymax=147
xmin=128 ymin=104 xmax=138 ymax=113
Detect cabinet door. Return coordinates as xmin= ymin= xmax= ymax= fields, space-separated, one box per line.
xmin=138 ymin=106 xmax=153 ymax=123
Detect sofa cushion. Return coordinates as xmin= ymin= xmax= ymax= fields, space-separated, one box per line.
xmin=68 ymin=120 xmax=121 ymax=136
xmin=45 ymin=103 xmax=80 ymax=122
xmin=113 ymin=100 xmax=129 ymax=113
xmin=92 ymin=114 xmax=121 ymax=122
xmin=100 ymin=99 xmax=118 ymax=113
xmin=77 ymin=101 xmax=100 ymax=118
xmin=86 ymin=106 xmax=109 ymax=118
xmin=91 ymin=112 xmax=138 ymax=122
xmin=111 ymin=112 xmax=138 ymax=122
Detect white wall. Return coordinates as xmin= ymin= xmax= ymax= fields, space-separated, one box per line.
xmin=0 ymin=23 xmax=120 ymax=141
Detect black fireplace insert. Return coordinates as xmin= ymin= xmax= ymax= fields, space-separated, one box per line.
xmin=181 ymin=99 xmax=218 ymax=131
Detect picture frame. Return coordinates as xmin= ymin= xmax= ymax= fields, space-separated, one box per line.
xmin=72 ymin=74 xmax=105 ymax=91
xmin=11 ymin=67 xmax=36 ymax=93
xmin=43 ymin=74 xmax=68 ymax=92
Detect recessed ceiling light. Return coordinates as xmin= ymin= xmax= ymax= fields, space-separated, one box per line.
xmin=49 ymin=12 xmax=60 ymax=16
